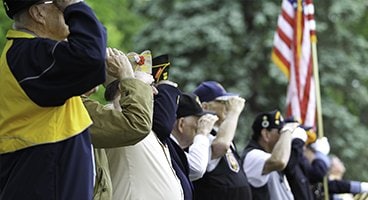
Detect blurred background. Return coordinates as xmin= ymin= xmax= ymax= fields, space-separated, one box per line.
xmin=1 ymin=0 xmax=368 ymax=180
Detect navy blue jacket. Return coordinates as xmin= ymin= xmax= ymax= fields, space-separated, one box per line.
xmin=284 ymin=139 xmax=315 ymax=200
xmin=6 ymin=2 xmax=106 ymax=107
xmin=152 ymin=84 xmax=193 ymax=200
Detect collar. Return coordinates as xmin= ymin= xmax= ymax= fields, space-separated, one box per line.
xmin=6 ymin=29 xmax=37 ymax=39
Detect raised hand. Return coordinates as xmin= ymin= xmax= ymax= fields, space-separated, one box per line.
xmin=105 ymin=48 xmax=134 ymax=80
xmin=197 ymin=114 xmax=219 ymax=136
xmin=54 ymin=0 xmax=83 ymax=11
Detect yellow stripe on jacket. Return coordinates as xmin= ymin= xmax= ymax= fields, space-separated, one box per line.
xmin=0 ymin=38 xmax=92 ymax=154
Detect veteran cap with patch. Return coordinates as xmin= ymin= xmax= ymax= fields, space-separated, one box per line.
xmin=252 ymin=110 xmax=285 ymax=135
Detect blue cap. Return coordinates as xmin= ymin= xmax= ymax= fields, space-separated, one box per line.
xmin=193 ymin=81 xmax=238 ymax=103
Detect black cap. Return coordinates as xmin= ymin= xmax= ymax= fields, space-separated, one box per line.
xmin=252 ymin=110 xmax=285 ymax=137
xmin=3 ymin=0 xmax=39 ymax=19
xmin=152 ymin=54 xmax=170 ymax=83
xmin=176 ymin=93 xmax=210 ymax=119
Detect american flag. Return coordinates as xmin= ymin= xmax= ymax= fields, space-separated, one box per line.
xmin=271 ymin=0 xmax=317 ymax=127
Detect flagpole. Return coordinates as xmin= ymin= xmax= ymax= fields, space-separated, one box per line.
xmin=311 ymin=36 xmax=329 ymax=200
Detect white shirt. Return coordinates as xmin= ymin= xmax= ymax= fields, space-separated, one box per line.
xmin=186 ymin=134 xmax=212 ymax=181
xmin=106 ymin=131 xmax=183 ymax=200
xmin=243 ymin=149 xmax=271 ymax=187
xmin=243 ymin=149 xmax=294 ymax=200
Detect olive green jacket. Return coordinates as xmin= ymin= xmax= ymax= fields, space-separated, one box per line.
xmin=83 ymin=78 xmax=153 ymax=200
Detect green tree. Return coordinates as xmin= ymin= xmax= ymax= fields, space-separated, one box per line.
xmin=0 ymin=0 xmax=146 ymax=50
xmin=1 ymin=0 xmax=368 ymax=181
xmin=134 ymin=0 xmax=368 ymax=180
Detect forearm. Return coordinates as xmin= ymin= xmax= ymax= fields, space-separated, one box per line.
xmin=211 ymin=114 xmax=240 ymax=159
xmin=86 ymin=79 xmax=153 ymax=148
xmin=63 ymin=2 xmax=107 ymax=63
xmin=264 ymin=131 xmax=292 ymax=173
xmin=188 ymin=134 xmax=211 ymax=181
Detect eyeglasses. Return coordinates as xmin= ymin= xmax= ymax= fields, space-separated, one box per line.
xmin=36 ymin=1 xmax=53 ymax=5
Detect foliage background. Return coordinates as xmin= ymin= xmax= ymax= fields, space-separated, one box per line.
xmin=1 ymin=0 xmax=368 ymax=180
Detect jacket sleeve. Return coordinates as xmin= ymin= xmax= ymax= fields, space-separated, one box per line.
xmin=12 ymin=2 xmax=107 ymax=106
xmin=328 ymin=180 xmax=352 ymax=194
xmin=285 ymin=138 xmax=305 ymax=173
xmin=308 ymin=151 xmax=330 ymax=184
xmin=85 ymin=79 xmax=153 ymax=148
xmin=152 ymin=84 xmax=181 ymax=142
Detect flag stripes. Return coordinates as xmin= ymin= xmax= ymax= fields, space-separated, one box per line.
xmin=271 ymin=0 xmax=316 ymax=127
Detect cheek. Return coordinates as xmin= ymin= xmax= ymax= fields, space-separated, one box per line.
xmin=187 ymin=122 xmax=197 ymax=137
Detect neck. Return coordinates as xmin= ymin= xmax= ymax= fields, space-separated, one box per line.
xmin=13 ymin=26 xmax=39 ymax=37
xmin=258 ymin=140 xmax=271 ymax=153
xmin=171 ymin=130 xmax=188 ymax=149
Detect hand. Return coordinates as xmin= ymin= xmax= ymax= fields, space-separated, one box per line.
xmin=310 ymin=137 xmax=330 ymax=155
xmin=291 ymin=126 xmax=307 ymax=142
xmin=134 ymin=71 xmax=158 ymax=94
xmin=54 ymin=0 xmax=83 ymax=11
xmin=134 ymin=71 xmax=154 ymax=85
xmin=106 ymin=48 xmax=134 ymax=80
xmin=225 ymin=96 xmax=246 ymax=114
xmin=361 ymin=182 xmax=368 ymax=193
xmin=280 ymin=122 xmax=299 ymax=134
xmin=196 ymin=114 xmax=219 ymax=136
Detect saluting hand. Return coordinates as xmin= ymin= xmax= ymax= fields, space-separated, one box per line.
xmin=196 ymin=114 xmax=219 ymax=136
xmin=225 ymin=96 xmax=246 ymax=115
xmin=54 ymin=0 xmax=83 ymax=11
xmin=106 ymin=48 xmax=134 ymax=80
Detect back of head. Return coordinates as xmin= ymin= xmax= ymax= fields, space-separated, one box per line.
xmin=3 ymin=0 xmax=39 ymax=19
xmin=251 ymin=110 xmax=284 ymax=141
xmin=193 ymin=81 xmax=237 ymax=103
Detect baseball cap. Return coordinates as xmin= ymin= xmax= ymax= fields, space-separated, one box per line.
xmin=193 ymin=81 xmax=238 ymax=103
xmin=3 ymin=0 xmax=40 ymax=19
xmin=252 ymin=110 xmax=285 ymax=134
xmin=176 ymin=93 xmax=212 ymax=119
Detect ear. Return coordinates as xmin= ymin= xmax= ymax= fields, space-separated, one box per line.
xmin=28 ymin=5 xmax=46 ymax=24
xmin=202 ymin=102 xmax=209 ymax=109
xmin=177 ymin=117 xmax=185 ymax=133
xmin=260 ymin=129 xmax=269 ymax=142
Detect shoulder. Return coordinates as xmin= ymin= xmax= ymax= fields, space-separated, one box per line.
xmin=243 ymin=149 xmax=271 ymax=187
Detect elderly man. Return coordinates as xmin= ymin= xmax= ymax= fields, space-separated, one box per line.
xmin=192 ymin=81 xmax=251 ymax=200
xmin=96 ymin=54 xmax=183 ymax=200
xmin=167 ymin=93 xmax=218 ymax=200
xmin=0 ymin=0 xmax=106 ymax=199
xmin=82 ymin=48 xmax=154 ymax=200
